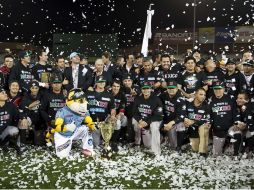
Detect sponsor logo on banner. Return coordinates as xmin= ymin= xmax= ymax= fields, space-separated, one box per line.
xmin=215 ymin=27 xmax=235 ymax=43
xmin=154 ymin=29 xmax=197 ymax=44
xmin=199 ymin=27 xmax=215 ymax=44
xmin=235 ymin=26 xmax=254 ymax=43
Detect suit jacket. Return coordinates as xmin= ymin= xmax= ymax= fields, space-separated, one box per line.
xmin=63 ymin=64 xmax=93 ymax=92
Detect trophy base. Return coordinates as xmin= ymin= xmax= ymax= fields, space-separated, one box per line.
xmin=101 ymin=146 xmax=113 ymax=160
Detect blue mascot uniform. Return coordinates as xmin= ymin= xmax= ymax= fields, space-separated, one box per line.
xmin=47 ymin=88 xmax=96 ymax=158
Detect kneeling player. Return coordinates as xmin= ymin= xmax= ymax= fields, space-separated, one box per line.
xmin=185 ymin=88 xmax=211 ymax=157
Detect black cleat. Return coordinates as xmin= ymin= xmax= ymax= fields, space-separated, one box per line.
xmin=15 ymin=145 xmax=27 ymax=155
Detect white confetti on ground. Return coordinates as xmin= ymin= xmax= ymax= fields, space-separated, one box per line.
xmin=0 ymin=145 xmax=253 ymax=189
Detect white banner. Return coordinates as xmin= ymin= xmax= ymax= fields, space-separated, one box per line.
xmin=141 ymin=10 xmax=154 ymax=57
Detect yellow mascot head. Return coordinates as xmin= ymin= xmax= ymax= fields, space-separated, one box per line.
xmin=66 ymin=88 xmax=88 ymax=116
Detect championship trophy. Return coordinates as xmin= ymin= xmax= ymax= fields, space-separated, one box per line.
xmin=98 ymin=117 xmax=115 ymax=159
xmin=41 ymin=72 xmax=49 ymax=83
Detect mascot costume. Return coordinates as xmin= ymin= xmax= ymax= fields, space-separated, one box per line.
xmin=45 ymin=88 xmax=96 ymax=158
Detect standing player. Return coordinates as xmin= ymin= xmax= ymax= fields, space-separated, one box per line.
xmin=224 ymin=59 xmax=247 ymax=99
xmin=85 ymin=76 xmax=116 ymax=147
xmin=121 ymin=74 xmax=140 ymax=144
xmin=110 ymin=80 xmax=127 ymax=151
xmin=177 ymin=56 xmax=207 ymax=101
xmin=9 ymin=51 xmax=34 ymax=93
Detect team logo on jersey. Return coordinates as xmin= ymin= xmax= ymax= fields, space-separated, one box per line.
xmin=87 ymin=139 xmax=93 ymax=146
xmin=184 ymin=75 xmax=198 ymax=89
xmin=57 ymin=140 xmax=71 ymax=152
xmin=157 ymin=107 xmax=163 ymax=112
xmin=102 ymin=97 xmax=110 ymax=101
xmin=212 ymin=105 xmax=231 ymax=113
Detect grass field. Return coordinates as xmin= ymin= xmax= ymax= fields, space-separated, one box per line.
xmin=0 ymin=144 xmax=254 ymax=189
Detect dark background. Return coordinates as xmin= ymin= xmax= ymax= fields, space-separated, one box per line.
xmin=0 ymin=0 xmax=252 ymax=48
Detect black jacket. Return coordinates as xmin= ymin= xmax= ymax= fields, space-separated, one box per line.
xmin=225 ymin=70 xmax=247 ymax=98
xmin=40 ymin=91 xmax=66 ymax=124
xmin=209 ymin=94 xmax=240 ymax=137
xmin=86 ymin=90 xmax=115 ymax=122
xmin=32 ymin=63 xmax=53 ymax=83
xmin=63 ymin=64 xmax=93 ymax=92
xmin=0 ymin=102 xmax=19 ymax=135
xmin=133 ymin=94 xmax=163 ymax=128
xmin=186 ymin=100 xmax=210 ymax=138
xmin=159 ymin=91 xmax=186 ymax=124
xmin=19 ymin=92 xmax=44 ymax=129
xmin=9 ymin=62 xmax=34 ymax=93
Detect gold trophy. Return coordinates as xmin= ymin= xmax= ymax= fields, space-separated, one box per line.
xmin=41 ymin=72 xmax=49 ymax=83
xmin=97 ymin=117 xmax=115 ymax=159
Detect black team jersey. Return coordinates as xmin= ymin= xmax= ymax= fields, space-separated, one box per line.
xmin=133 ymin=94 xmax=163 ymax=129
xmin=209 ymin=94 xmax=240 ymax=137
xmin=205 ymin=68 xmax=225 ymax=98
xmin=40 ymin=91 xmax=66 ymax=124
xmin=86 ymin=91 xmax=115 ymax=122
xmin=32 ymin=63 xmax=52 ymax=83
xmin=112 ymin=91 xmax=126 ymax=114
xmin=0 ymin=102 xmax=19 ymax=134
xmin=157 ymin=63 xmax=182 ymax=82
xmin=177 ymin=71 xmax=207 ymax=94
xmin=136 ymin=69 xmax=163 ymax=95
xmin=9 ymin=62 xmax=34 ymax=93
xmin=186 ymin=101 xmax=210 ymax=138
xmin=238 ymin=103 xmax=254 ymax=133
xmin=246 ymin=103 xmax=254 ymax=133
xmin=225 ymin=70 xmax=247 ymax=98
xmin=159 ymin=91 xmax=186 ymax=124
xmin=122 ymin=85 xmax=140 ymax=118
xmin=248 ymin=76 xmax=254 ymax=103
xmin=19 ymin=92 xmax=44 ymax=129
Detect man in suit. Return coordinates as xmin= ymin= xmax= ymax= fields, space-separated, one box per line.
xmin=63 ymin=52 xmax=93 ymax=93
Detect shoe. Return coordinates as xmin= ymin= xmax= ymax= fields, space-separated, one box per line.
xmin=1 ymin=145 xmax=9 ymax=153
xmin=131 ymin=143 xmax=140 ymax=148
xmin=247 ymin=152 xmax=253 ymax=159
xmin=199 ymin=153 xmax=208 ymax=158
xmin=175 ymin=147 xmax=182 ymax=155
xmin=15 ymin=144 xmax=27 ymax=155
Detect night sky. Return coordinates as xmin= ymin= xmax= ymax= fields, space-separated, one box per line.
xmin=0 ymin=0 xmax=253 ymax=48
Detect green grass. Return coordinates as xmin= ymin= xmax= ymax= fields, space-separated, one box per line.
xmin=0 ymin=145 xmax=254 ymax=189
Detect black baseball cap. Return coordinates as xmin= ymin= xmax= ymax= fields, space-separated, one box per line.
xmin=226 ymin=58 xmax=236 ymax=65
xmin=167 ymin=81 xmax=178 ymax=89
xmin=141 ymin=82 xmax=151 ymax=89
xmin=122 ymin=74 xmax=133 ymax=81
xmin=213 ymin=81 xmax=225 ymax=89
xmin=80 ymin=54 xmax=88 ymax=60
xmin=0 ymin=88 xmax=6 ymax=93
xmin=50 ymin=73 xmax=63 ymax=83
xmin=243 ymin=59 xmax=254 ymax=67
xmin=29 ymin=80 xmax=39 ymax=88
xmin=192 ymin=49 xmax=201 ymax=54
xmin=96 ymin=76 xmax=107 ymax=83
xmin=19 ymin=51 xmax=31 ymax=59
